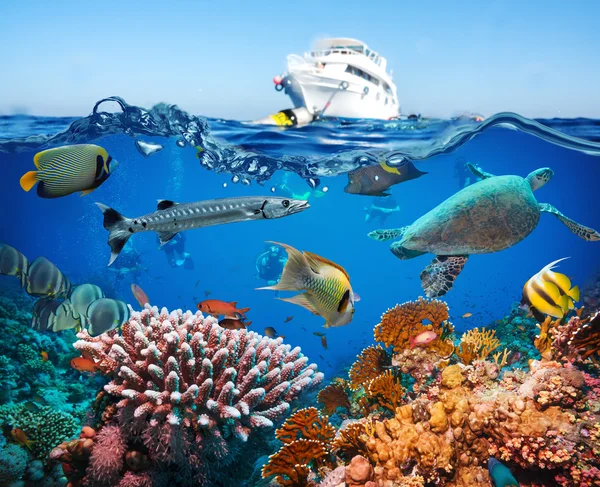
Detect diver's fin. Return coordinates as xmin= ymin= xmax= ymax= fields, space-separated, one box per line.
xmin=157 ymin=199 xmax=179 ymax=211
xmin=96 ymin=203 xmax=133 ymax=266
xmin=466 ymin=163 xmax=494 ymax=180
xmin=157 ymin=231 xmax=177 ymax=245
xmin=256 ymin=241 xmax=311 ymax=291
xmin=279 ymin=293 xmax=319 ymax=314
xmin=80 ymin=188 xmax=97 ymax=197
xmin=20 ymin=171 xmax=38 ymax=192
xmin=539 ymin=203 xmax=600 ymax=241
xmin=420 ymin=255 xmax=468 ymax=298
xmin=368 ymin=226 xmax=408 ymax=242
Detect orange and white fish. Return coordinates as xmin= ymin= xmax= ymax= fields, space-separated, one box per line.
xmin=11 ymin=428 xmax=35 ymax=450
xmin=131 ymin=283 xmax=150 ymax=308
xmin=70 ymin=357 xmax=104 ymax=374
xmin=409 ymin=330 xmax=438 ymax=349
xmin=197 ymin=300 xmax=250 ymax=319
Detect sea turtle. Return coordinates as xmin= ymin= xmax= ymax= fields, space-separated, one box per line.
xmin=368 ymin=163 xmax=600 ymax=298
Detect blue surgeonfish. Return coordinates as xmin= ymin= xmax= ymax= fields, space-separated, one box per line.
xmin=20 ymin=144 xmax=117 ymax=198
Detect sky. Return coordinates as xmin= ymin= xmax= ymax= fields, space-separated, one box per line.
xmin=0 ymin=0 xmax=599 ymax=119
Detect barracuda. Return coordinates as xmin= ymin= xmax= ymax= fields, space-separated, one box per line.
xmin=96 ymin=196 xmax=310 ymax=265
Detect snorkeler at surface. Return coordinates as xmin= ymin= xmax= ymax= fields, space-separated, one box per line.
xmin=364 ymin=196 xmax=401 ymax=225
xmin=255 ymin=244 xmax=287 ymax=287
xmin=157 ymin=233 xmax=195 ymax=270
xmin=279 ymin=172 xmax=327 ymax=201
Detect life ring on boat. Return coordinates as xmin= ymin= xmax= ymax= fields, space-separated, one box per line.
xmin=275 ymin=83 xmax=284 ymax=92
xmin=340 ymin=81 xmax=349 ymax=90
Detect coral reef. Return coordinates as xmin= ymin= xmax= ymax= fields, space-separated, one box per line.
xmin=348 ymin=346 xmax=391 ymax=391
xmin=318 ymin=382 xmax=351 ymax=415
xmin=57 ymin=305 xmax=323 ymax=486
xmin=455 ymin=327 xmax=501 ymax=364
xmin=552 ymin=311 xmax=600 ymax=363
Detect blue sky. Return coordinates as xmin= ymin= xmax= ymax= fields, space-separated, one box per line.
xmin=0 ymin=0 xmax=599 ymax=119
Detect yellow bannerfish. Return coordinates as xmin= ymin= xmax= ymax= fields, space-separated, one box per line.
xmin=257 ymin=242 xmax=360 ymax=328
xmin=521 ymin=258 xmax=579 ymax=321
xmin=20 ymin=144 xmax=118 ymax=198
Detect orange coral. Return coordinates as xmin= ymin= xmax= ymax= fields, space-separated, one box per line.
xmin=348 ymin=345 xmax=391 ymax=390
xmin=333 ymin=421 xmax=370 ymax=460
xmin=367 ymin=370 xmax=406 ymax=412
xmin=275 ymin=407 xmax=335 ymax=445
xmin=374 ymin=297 xmax=454 ymax=355
xmin=534 ymin=316 xmax=559 ymax=360
xmin=262 ymin=438 xmax=329 ymax=486
xmin=455 ymin=341 xmax=477 ymax=365
xmin=317 ymin=383 xmax=351 ymax=415
xmin=456 ymin=327 xmax=500 ymax=361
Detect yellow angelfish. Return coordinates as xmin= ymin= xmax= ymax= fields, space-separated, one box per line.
xmin=521 ymin=258 xmax=580 ymax=320
xmin=257 ymin=242 xmax=360 ymax=328
xmin=20 ymin=144 xmax=118 ymax=198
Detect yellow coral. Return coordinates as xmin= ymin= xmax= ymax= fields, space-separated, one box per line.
xmin=348 ymin=345 xmax=391 ymax=390
xmin=456 ymin=327 xmax=500 ymax=361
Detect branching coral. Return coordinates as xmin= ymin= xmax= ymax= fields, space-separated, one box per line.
xmin=455 ymin=327 xmax=500 ymax=362
xmin=318 ymin=383 xmax=351 ymax=415
xmin=534 ymin=316 xmax=561 ymax=360
xmin=69 ymin=306 xmax=322 ymax=486
xmin=263 ymin=408 xmax=334 ymax=486
xmin=374 ymin=297 xmax=454 ymax=355
xmin=348 ymin=345 xmax=391 ymax=390
xmin=366 ymin=370 xmax=405 ymax=412
xmin=332 ymin=422 xmax=370 ymax=460
xmin=552 ymin=311 xmax=600 ymax=363
xmin=275 ymin=407 xmax=335 ymax=445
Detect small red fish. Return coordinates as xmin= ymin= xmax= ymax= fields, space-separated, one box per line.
xmin=219 ymin=318 xmax=252 ymax=330
xmin=321 ymin=335 xmax=328 ymax=350
xmin=197 ymin=300 xmax=250 ymax=319
xmin=40 ymin=351 xmax=49 ymax=362
xmin=11 ymin=428 xmax=35 ymax=450
xmin=409 ymin=330 xmax=438 ymax=349
xmin=71 ymin=357 xmax=103 ymax=373
xmin=462 ymin=312 xmax=473 ymax=318
xmin=284 ymin=316 xmax=293 ymax=323
xmin=131 ymin=284 xmax=150 ymax=308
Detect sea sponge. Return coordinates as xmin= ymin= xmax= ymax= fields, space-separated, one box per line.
xmin=441 ymin=365 xmax=464 ymax=389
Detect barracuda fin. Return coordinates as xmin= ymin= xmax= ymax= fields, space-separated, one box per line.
xmin=157 ymin=199 xmax=179 ymax=211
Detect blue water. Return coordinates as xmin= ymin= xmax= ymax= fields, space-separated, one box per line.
xmin=1 ymin=99 xmax=600 ymax=485
xmin=2 ymin=101 xmax=600 ymax=372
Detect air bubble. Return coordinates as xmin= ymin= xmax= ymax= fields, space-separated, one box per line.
xmin=322 ymin=186 xmax=329 ymax=193
xmin=232 ymin=175 xmax=240 ymax=183
xmin=223 ymin=183 xmax=227 ymax=188
xmin=176 ymin=139 xmax=186 ymax=148
xmin=270 ymin=187 xmax=276 ymax=193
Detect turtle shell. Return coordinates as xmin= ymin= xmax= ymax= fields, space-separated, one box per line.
xmin=401 ymin=175 xmax=540 ymax=255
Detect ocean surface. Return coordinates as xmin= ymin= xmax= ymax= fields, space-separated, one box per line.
xmin=1 ymin=98 xmax=600 ymax=486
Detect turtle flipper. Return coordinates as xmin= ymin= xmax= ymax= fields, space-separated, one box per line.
xmin=420 ymin=255 xmax=468 ymax=298
xmin=390 ymin=242 xmax=426 ymax=260
xmin=539 ymin=203 xmax=600 ymax=241
xmin=466 ymin=163 xmax=495 ymax=180
xmin=368 ymin=226 xmax=408 ymax=242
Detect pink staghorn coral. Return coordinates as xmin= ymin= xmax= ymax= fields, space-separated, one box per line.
xmin=73 ymin=305 xmax=323 ymax=485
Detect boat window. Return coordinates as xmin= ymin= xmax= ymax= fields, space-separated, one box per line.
xmin=344 ymin=65 xmax=380 ymax=85
xmin=383 ymin=82 xmax=392 ymax=95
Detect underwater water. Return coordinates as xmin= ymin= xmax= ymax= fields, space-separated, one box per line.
xmin=1 ymin=98 xmax=600 ymax=486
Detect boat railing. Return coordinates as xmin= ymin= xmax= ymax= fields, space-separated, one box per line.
xmin=307 ymin=48 xmax=382 ymax=66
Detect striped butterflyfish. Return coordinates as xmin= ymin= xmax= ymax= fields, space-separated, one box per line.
xmin=19 ymin=144 xmax=118 ymax=198
xmin=521 ymin=258 xmax=580 ymax=321
xmin=257 ymin=241 xmax=360 ymax=328
xmin=0 ymin=243 xmax=29 ymax=287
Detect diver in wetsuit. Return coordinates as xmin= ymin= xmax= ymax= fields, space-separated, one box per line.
xmin=158 ymin=233 xmax=195 ymax=270
xmin=256 ymin=244 xmax=287 ymax=287
xmin=364 ymin=196 xmax=401 ymax=225
xmin=107 ymin=240 xmax=148 ymax=287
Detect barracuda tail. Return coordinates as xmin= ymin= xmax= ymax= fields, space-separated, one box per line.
xmin=96 ymin=203 xmax=133 ymax=266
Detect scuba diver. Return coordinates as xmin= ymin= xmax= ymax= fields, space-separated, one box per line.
xmin=255 ymin=244 xmax=287 ymax=288
xmin=107 ymin=240 xmax=148 ymax=287
xmin=157 ymin=233 xmax=195 ymax=270
xmin=364 ymin=196 xmax=401 ymax=225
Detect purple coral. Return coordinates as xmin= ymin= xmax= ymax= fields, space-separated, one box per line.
xmin=74 ymin=306 xmax=323 ymax=484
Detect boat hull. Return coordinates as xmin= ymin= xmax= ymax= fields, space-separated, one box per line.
xmin=283 ymin=72 xmax=399 ymax=120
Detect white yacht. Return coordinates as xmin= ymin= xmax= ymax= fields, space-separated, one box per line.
xmin=274 ymin=38 xmax=400 ymax=120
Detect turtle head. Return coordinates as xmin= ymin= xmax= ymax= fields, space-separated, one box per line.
xmin=526 ymin=167 xmax=554 ymax=191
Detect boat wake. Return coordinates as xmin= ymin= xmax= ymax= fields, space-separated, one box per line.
xmin=1 ymin=96 xmax=599 ymax=187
